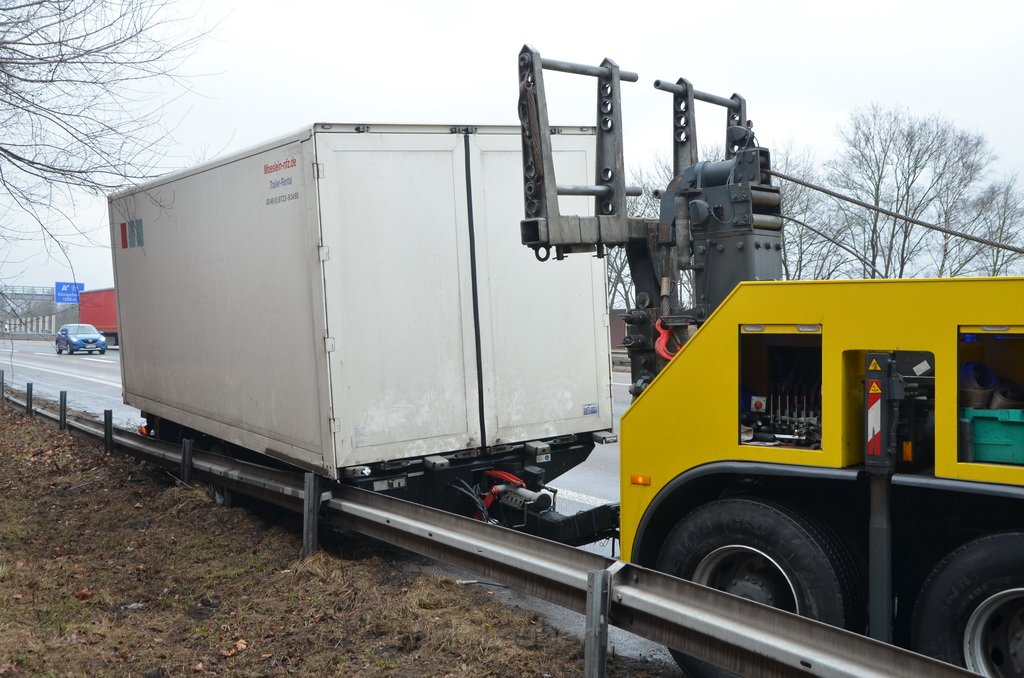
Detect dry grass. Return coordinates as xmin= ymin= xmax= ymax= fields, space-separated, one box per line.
xmin=0 ymin=401 xmax=670 ymax=677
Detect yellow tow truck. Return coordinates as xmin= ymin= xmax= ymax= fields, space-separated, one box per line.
xmin=518 ymin=45 xmax=1024 ymax=677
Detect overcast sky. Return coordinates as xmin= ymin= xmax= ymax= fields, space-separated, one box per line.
xmin=7 ymin=0 xmax=1023 ymax=289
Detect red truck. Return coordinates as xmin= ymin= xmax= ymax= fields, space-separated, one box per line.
xmin=78 ymin=288 xmax=119 ymax=346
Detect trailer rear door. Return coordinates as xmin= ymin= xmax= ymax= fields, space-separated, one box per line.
xmin=315 ymin=130 xmax=482 ymax=466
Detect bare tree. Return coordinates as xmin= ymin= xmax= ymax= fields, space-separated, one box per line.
xmin=915 ymin=124 xmax=992 ymax=277
xmin=606 ymin=244 xmax=633 ymax=310
xmin=772 ymin=144 xmax=848 ymax=280
xmin=0 ymin=0 xmax=200 ymax=256
xmin=972 ymin=175 xmax=1024 ymax=276
xmin=826 ymin=105 xmax=894 ymax=277
xmin=826 ymin=105 xmax=995 ymax=278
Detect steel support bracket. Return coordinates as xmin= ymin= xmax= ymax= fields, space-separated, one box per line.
xmin=180 ymin=438 xmax=194 ymax=485
xmin=303 ymin=473 xmax=333 ymax=557
xmin=103 ymin=409 xmax=113 ymax=452
xmin=584 ymin=560 xmax=627 ymax=678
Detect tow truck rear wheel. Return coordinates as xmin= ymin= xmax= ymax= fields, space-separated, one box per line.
xmin=911 ymin=533 xmax=1024 ymax=677
xmin=655 ymin=497 xmax=864 ymax=677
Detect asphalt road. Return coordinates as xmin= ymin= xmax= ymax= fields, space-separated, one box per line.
xmin=0 ymin=338 xmax=141 ymax=429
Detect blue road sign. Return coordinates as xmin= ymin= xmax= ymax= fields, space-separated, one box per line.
xmin=54 ymin=282 xmax=85 ymax=304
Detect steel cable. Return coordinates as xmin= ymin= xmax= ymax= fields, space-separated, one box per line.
xmin=767 ymin=169 xmax=1024 ymax=256
xmin=780 ymin=214 xmax=883 ymax=278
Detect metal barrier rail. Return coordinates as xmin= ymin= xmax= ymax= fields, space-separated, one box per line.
xmin=0 ymin=285 xmax=54 ymax=297
xmin=0 ymin=386 xmax=972 ymax=678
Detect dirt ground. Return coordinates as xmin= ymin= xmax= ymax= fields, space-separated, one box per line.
xmin=0 ymin=400 xmax=672 ymax=677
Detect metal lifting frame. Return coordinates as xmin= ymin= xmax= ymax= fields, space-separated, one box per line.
xmin=652 ymin=77 xmax=746 ymax=173
xmin=517 ymin=44 xmax=644 ymax=260
xmin=517 ymin=45 xmax=680 ymax=394
xmin=517 ymin=46 xmax=784 ymax=397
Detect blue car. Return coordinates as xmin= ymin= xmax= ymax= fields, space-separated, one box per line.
xmin=56 ymin=323 xmax=108 ymax=355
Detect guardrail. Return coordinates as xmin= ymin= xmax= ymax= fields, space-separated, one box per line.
xmin=2 ymin=333 xmax=55 ymax=342
xmin=0 ymin=380 xmax=972 ymax=678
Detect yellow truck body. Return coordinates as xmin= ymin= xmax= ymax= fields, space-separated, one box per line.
xmin=620 ymin=276 xmax=1024 ymax=561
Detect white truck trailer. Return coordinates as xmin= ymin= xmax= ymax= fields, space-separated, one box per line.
xmin=108 ymin=124 xmax=617 ymax=543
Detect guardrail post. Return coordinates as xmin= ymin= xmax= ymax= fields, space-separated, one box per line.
xmin=303 ymin=472 xmax=321 ymax=557
xmin=214 ymin=485 xmax=234 ymax=509
xmin=26 ymin=382 xmax=33 ymax=415
xmin=59 ymin=391 xmax=67 ymax=430
xmin=103 ymin=410 xmax=113 ymax=452
xmin=585 ymin=568 xmax=612 ymax=678
xmin=180 ymin=438 xmax=194 ymax=484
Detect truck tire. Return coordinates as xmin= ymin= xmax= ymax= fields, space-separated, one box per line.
xmin=911 ymin=533 xmax=1024 ymax=677
xmin=655 ymin=497 xmax=864 ymax=677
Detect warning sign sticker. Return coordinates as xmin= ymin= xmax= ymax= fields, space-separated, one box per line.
xmin=868 ymin=358 xmax=882 ymax=372
xmin=866 ymin=379 xmax=883 ymax=457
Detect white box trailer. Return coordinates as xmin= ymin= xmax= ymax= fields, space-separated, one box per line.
xmin=108 ymin=124 xmax=611 ymax=486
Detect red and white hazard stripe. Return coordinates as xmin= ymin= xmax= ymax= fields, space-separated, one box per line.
xmin=866 ymin=380 xmax=882 ymax=456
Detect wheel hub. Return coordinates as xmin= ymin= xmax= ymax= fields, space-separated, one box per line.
xmin=692 ymin=545 xmax=799 ymax=614
xmin=964 ymin=588 xmax=1024 ymax=677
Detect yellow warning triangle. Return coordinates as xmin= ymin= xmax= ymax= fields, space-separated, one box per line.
xmin=868 ymin=359 xmax=882 ymax=372
xmin=869 ymin=382 xmax=882 ymax=394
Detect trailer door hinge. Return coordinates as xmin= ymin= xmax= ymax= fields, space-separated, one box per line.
xmin=313 ymin=162 xmax=324 ymax=178
xmin=318 ymin=246 xmax=330 ymax=261
xmin=325 ymin=337 xmax=336 ymax=352
xmin=329 ymin=418 xmax=341 ymax=433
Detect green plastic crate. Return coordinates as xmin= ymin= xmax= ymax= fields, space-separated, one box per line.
xmin=960 ymin=408 xmax=1024 ymax=464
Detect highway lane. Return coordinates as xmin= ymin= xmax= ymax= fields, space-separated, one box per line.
xmin=545 ymin=373 xmax=630 ymax=544
xmin=554 ymin=374 xmax=629 ymax=490
xmin=0 ymin=338 xmax=141 ymax=429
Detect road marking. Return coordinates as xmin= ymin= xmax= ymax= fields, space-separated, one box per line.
xmin=28 ymin=351 xmax=111 ymax=363
xmin=0 ymin=360 xmax=121 ymax=388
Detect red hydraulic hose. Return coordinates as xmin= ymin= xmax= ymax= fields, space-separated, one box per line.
xmin=475 ymin=470 xmax=527 ymax=520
